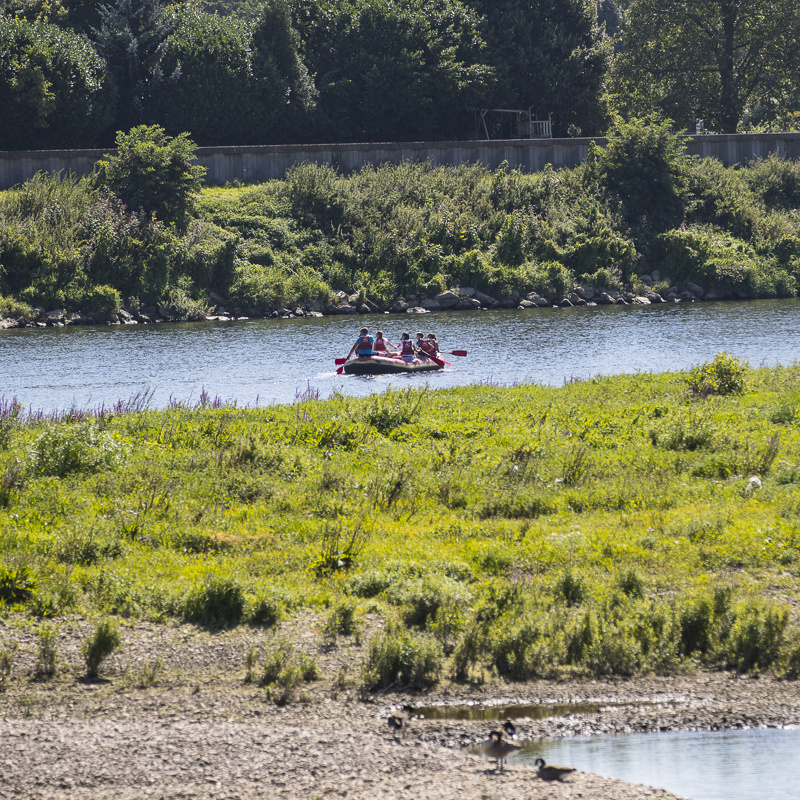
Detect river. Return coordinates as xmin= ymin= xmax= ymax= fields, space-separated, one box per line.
xmin=2 ymin=299 xmax=800 ymax=412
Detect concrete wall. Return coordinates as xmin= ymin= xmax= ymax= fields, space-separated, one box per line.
xmin=3 ymin=133 xmax=800 ymax=189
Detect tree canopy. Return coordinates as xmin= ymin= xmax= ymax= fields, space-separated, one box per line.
xmin=610 ymin=0 xmax=800 ymax=132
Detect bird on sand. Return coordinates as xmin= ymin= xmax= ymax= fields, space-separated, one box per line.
xmin=387 ymin=704 xmax=415 ymax=734
xmin=534 ymin=757 xmax=575 ymax=781
xmin=480 ymin=728 xmax=521 ymax=771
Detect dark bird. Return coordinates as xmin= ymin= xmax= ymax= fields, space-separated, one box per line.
xmin=534 ymin=757 xmax=575 ymax=781
xmin=480 ymin=729 xmax=521 ymax=771
xmin=387 ymin=704 xmax=415 ymax=734
xmin=502 ymin=720 xmax=517 ymax=737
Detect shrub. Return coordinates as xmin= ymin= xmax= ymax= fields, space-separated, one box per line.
xmin=361 ymin=622 xmax=443 ymax=690
xmin=94 ymin=125 xmax=206 ymax=230
xmin=716 ymin=600 xmax=789 ymax=672
xmin=589 ymin=116 xmax=688 ymax=231
xmin=182 ymin=575 xmax=245 ymax=627
xmin=28 ymin=422 xmax=123 ymax=477
xmin=259 ymin=636 xmax=317 ymax=704
xmin=322 ymin=598 xmax=362 ymax=642
xmin=554 ymin=569 xmax=587 ymax=607
xmin=0 ymin=565 xmax=36 ymax=603
xmin=34 ymin=625 xmax=59 ymax=679
xmin=687 ymin=352 xmax=747 ymax=398
xmin=0 ymin=643 xmax=17 ymax=691
xmin=82 ymin=619 xmax=122 ymax=678
xmin=489 ymin=615 xmax=561 ymax=680
xmin=246 ymin=591 xmax=284 ymax=627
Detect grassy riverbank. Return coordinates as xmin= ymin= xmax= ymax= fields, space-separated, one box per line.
xmin=3 ymin=120 xmax=800 ymax=322
xmin=2 ymin=357 xmax=800 ymax=685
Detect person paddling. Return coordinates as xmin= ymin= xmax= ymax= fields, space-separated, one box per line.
xmin=373 ymin=330 xmax=397 ymax=355
xmin=398 ymin=331 xmax=416 ymax=361
xmin=418 ymin=332 xmax=439 ymax=358
xmin=346 ymin=327 xmax=374 ymax=360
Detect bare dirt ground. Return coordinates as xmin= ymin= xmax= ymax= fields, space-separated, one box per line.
xmin=2 ymin=614 xmax=799 ymax=800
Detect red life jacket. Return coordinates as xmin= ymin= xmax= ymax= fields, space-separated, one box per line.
xmin=419 ymin=339 xmax=436 ymax=356
xmin=374 ymin=336 xmax=387 ymax=352
xmin=358 ymin=334 xmax=373 ymax=356
xmin=400 ymin=339 xmax=415 ymax=356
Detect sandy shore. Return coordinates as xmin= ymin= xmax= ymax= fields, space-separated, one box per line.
xmin=2 ymin=616 xmax=799 ymax=800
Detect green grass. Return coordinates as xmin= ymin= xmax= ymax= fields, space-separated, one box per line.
xmin=2 ymin=360 xmax=800 ymax=681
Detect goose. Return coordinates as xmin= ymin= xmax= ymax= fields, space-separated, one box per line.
xmin=480 ymin=729 xmax=521 ymax=771
xmin=534 ymin=757 xmax=575 ymax=781
xmin=502 ymin=720 xmax=517 ymax=737
xmin=387 ymin=704 xmax=415 ymax=734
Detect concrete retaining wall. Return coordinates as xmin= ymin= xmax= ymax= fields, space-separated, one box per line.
xmin=2 ymin=133 xmax=800 ymax=189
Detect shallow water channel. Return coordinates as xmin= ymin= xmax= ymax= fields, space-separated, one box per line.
xmin=508 ymin=727 xmax=800 ymax=800
xmin=2 ymin=299 xmax=800 ymax=412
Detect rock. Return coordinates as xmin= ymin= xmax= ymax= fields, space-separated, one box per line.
xmin=568 ymin=292 xmax=582 ymax=304
xmin=421 ymin=298 xmax=441 ymax=311
xmin=559 ymin=298 xmax=573 ymax=307
xmin=455 ymin=298 xmax=481 ymax=310
xmin=357 ymin=305 xmax=370 ymax=314
xmin=335 ymin=290 xmax=348 ymax=301
xmin=208 ymin=290 xmax=226 ymax=304
xmin=458 ymin=287 xmax=475 ymax=297
xmin=336 ymin=304 xmax=357 ymax=314
xmin=651 ymin=269 xmax=660 ymax=281
xmin=510 ymin=289 xmax=521 ymax=302
xmin=704 ymin=288 xmax=725 ymax=300
xmin=390 ymin=300 xmax=409 ymax=313
xmin=0 ymin=318 xmax=17 ymax=329
xmin=435 ymin=291 xmax=460 ymax=308
xmin=118 ymin=308 xmax=134 ymax=323
xmin=406 ymin=306 xmax=429 ymax=314
xmin=646 ymin=291 xmax=663 ymax=303
xmin=679 ymin=290 xmax=698 ymax=303
xmin=686 ymin=282 xmax=705 ymax=298
xmin=518 ymin=300 xmax=537 ymax=309
xmin=614 ymin=297 xmax=627 ymax=305
xmin=641 ymin=274 xmax=653 ymax=284
xmin=596 ymin=291 xmax=614 ymax=305
xmin=576 ymin=285 xmax=595 ymax=300
xmin=45 ymin=309 xmax=65 ymax=323
xmin=633 ymin=296 xmax=651 ymax=305
xmin=473 ymin=290 xmax=496 ymax=306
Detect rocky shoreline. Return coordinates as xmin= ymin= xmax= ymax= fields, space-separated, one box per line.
xmin=2 ymin=615 xmax=799 ymax=799
xmin=0 ymin=270 xmax=757 ymax=330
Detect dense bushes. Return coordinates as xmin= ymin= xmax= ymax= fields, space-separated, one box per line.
xmin=4 ymin=121 xmax=800 ymax=315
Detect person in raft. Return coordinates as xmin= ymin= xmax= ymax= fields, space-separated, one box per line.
xmin=418 ymin=332 xmax=439 ymax=358
xmin=347 ymin=327 xmax=374 ymax=360
xmin=398 ymin=331 xmax=417 ymax=361
xmin=373 ymin=330 xmax=397 ymax=355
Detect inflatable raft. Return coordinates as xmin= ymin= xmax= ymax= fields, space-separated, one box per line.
xmin=343 ymin=355 xmax=442 ymax=376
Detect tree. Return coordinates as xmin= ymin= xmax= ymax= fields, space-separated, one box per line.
xmin=93 ymin=124 xmax=206 ymax=228
xmin=466 ymin=0 xmax=612 ymax=136
xmin=251 ymin=0 xmax=316 ymax=142
xmin=0 ymin=16 xmax=115 ymax=149
xmin=150 ymin=7 xmax=257 ymax=145
xmin=93 ymin=0 xmax=178 ymax=130
xmin=292 ymin=0 xmax=493 ymax=142
xmin=610 ymin=0 xmax=800 ymax=132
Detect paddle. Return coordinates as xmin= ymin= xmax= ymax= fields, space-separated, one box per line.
xmin=335 ymin=358 xmax=347 ymax=365
xmin=444 ymin=349 xmax=467 ymax=357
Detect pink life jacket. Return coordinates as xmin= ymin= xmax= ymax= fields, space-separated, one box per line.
xmin=400 ymin=338 xmax=415 ymax=356
xmin=374 ymin=336 xmax=387 ymax=352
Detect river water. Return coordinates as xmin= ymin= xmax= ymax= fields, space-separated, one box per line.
xmin=2 ymin=299 xmax=800 ymax=412
xmin=512 ymin=727 xmax=800 ymax=800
